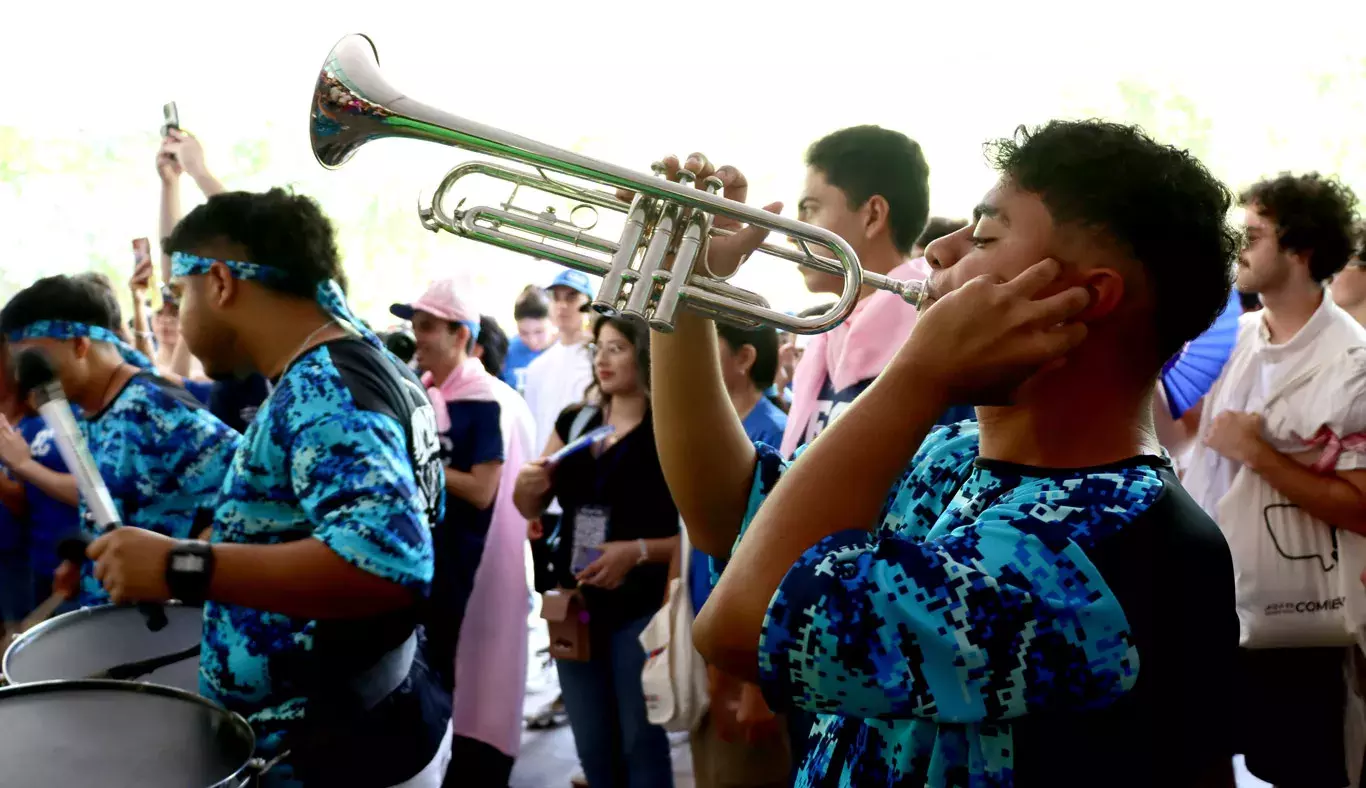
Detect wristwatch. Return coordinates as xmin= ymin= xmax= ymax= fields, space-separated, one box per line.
xmin=165 ymin=540 xmax=215 ymax=605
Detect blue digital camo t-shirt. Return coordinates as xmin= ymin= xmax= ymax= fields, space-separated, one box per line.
xmin=741 ymin=421 xmax=1237 ymax=787
xmin=79 ymin=374 xmax=239 ymax=605
xmin=201 ymin=338 xmax=448 ymax=788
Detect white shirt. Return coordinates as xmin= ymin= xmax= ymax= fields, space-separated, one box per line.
xmin=1185 ymin=295 xmax=1366 ymax=517
xmin=521 ymin=339 xmax=594 ymax=516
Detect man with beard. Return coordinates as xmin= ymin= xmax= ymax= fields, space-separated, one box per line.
xmin=1168 ymin=173 xmax=1366 ymax=788
xmin=83 ymin=188 xmax=452 ymax=788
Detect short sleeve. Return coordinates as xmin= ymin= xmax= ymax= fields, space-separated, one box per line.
xmin=554 ymin=405 xmax=583 ymax=444
xmin=756 ymin=498 xmax=1139 ymax=722
xmin=1325 ymin=349 xmax=1366 ymax=470
xmin=164 ymin=411 xmax=240 ymax=519
xmin=466 ymin=400 xmax=504 ymax=466
xmin=294 ymin=410 xmax=434 ymax=592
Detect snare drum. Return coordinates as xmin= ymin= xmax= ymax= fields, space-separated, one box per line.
xmin=0 ymin=679 xmax=261 ymax=788
xmin=2 ymin=603 xmax=203 ymax=691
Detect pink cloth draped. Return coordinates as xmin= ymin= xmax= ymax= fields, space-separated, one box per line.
xmin=780 ymin=258 xmax=928 ymax=457
xmin=1300 ymin=425 xmax=1366 ymax=474
xmin=449 ymin=376 xmax=534 ymax=757
xmin=422 ymin=358 xmax=499 ymax=431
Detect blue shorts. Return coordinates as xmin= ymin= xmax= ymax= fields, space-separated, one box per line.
xmin=0 ymin=549 xmax=33 ymax=622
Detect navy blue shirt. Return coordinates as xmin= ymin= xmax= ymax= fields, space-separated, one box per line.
xmin=209 ymin=374 xmax=271 ymax=433
xmin=427 ymin=396 xmax=504 ymax=690
xmin=17 ymin=414 xmax=79 ymax=584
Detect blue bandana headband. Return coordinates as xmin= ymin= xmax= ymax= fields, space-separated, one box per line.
xmin=6 ymin=320 xmax=155 ymax=371
xmin=171 ymin=252 xmax=383 ymax=353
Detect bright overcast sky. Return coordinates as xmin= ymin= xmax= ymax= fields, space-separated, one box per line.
xmin=2 ymin=0 xmax=1364 ymax=317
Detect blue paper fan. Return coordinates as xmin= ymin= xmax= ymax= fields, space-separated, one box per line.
xmin=1160 ymin=289 xmax=1243 ymax=419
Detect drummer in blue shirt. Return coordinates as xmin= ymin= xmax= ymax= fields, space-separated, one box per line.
xmin=83 ymin=188 xmax=452 ymax=788
xmin=0 ymin=276 xmax=240 ymax=607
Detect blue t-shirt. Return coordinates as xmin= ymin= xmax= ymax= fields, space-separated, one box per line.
xmin=501 ymin=337 xmax=544 ymax=394
xmin=690 ymin=395 xmax=789 ymax=615
xmin=201 ymin=339 xmax=448 ymax=787
xmin=78 ymin=374 xmax=240 ymax=605
xmin=426 ymin=396 xmax=503 ymax=690
xmin=17 ymin=414 xmax=80 ymax=583
xmin=731 ymin=421 xmax=1236 ymax=786
xmin=183 ymin=379 xmax=215 ymax=407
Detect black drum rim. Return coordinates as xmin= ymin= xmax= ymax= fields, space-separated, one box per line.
xmin=0 ymin=678 xmax=260 ymax=788
xmin=1 ymin=601 xmax=202 ymax=685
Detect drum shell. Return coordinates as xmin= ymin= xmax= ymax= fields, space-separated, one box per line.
xmin=0 ymin=679 xmax=260 ymax=788
xmin=2 ymin=603 xmax=203 ymax=691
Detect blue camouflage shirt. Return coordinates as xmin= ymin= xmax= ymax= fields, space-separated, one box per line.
xmin=79 ymin=374 xmax=239 ymax=605
xmin=201 ymin=339 xmax=447 ymax=787
xmin=740 ymin=421 xmax=1236 ymax=787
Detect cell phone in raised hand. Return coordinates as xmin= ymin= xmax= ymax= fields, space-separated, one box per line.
xmin=161 ymin=102 xmax=180 ymax=138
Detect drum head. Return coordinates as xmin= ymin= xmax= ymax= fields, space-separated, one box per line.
xmin=3 ymin=604 xmax=203 ymax=691
xmin=0 ymin=680 xmax=255 ymax=788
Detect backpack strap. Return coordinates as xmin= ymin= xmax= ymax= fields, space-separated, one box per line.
xmin=567 ymin=405 xmax=599 ymax=444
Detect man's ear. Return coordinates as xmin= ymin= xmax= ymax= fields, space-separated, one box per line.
xmin=1073 ymin=268 xmax=1126 ymax=322
xmin=737 ymin=343 xmax=758 ymax=377
xmin=862 ymin=195 xmax=891 ymax=245
xmin=206 ymin=262 xmax=238 ymax=309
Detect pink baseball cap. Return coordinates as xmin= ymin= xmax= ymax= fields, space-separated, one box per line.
xmin=390 ymin=279 xmax=480 ymax=329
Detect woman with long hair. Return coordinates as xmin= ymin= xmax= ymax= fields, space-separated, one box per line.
xmin=513 ymin=316 xmax=679 ymax=788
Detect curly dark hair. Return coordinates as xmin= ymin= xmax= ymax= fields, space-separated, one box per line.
xmin=165 ymin=187 xmax=344 ymax=298
xmin=806 ymin=125 xmax=930 ymax=256
xmin=1240 ymin=173 xmax=1360 ymax=282
xmin=0 ymin=275 xmax=120 ymax=335
xmin=987 ymin=120 xmax=1238 ymax=361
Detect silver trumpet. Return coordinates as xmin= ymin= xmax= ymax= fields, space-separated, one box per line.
xmin=310 ymin=33 xmax=927 ymax=333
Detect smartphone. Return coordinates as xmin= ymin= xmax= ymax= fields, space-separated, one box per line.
xmin=132 ymin=238 xmax=161 ymax=312
xmin=161 ymin=102 xmax=180 ymax=138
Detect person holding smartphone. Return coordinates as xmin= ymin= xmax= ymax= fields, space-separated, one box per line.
xmin=513 ymin=316 xmax=680 ymax=788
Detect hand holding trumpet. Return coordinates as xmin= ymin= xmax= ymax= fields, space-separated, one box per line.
xmin=614 ymin=153 xmax=782 ymax=280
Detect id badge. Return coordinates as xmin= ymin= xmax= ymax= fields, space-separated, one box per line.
xmin=571 ymin=505 xmax=610 ymax=574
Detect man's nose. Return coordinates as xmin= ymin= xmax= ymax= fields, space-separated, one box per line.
xmin=923 ymin=226 xmax=973 ymax=270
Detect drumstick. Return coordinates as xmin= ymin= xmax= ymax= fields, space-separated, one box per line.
xmin=17 ymin=592 xmax=66 ymax=634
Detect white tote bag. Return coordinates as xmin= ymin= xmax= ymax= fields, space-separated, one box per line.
xmin=1219 ymin=465 xmax=1357 ymax=648
xmin=639 ymin=523 xmax=710 ymax=732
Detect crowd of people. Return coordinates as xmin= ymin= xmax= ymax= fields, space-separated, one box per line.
xmin=2 ymin=112 xmax=1366 ymax=788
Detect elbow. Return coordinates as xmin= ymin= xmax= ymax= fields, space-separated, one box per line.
xmin=693 ymin=601 xmax=759 ymax=682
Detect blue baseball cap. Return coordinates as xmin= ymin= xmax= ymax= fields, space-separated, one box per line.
xmin=548 ymin=270 xmax=595 ymax=300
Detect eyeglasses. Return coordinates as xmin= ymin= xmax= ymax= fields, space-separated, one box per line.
xmin=588 ymin=342 xmax=631 ymax=358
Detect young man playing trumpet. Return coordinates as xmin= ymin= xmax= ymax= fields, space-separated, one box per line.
xmin=650 ymin=120 xmax=1240 ymax=786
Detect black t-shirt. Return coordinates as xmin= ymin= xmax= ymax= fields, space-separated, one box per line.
xmin=208 ymin=373 xmax=271 ymax=433
xmin=551 ymin=404 xmax=679 ymax=630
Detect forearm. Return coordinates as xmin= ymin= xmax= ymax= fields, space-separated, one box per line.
xmin=159 ymin=182 xmax=181 ymax=282
xmin=129 ymin=300 xmax=156 ymax=361
xmin=636 ymin=535 xmax=679 ymax=565
xmin=207 ymin=537 xmax=417 ymax=619
xmin=1245 ymin=443 xmax=1366 ymax=534
xmin=696 ymin=361 xmax=947 ymax=677
xmin=1152 ymin=389 xmax=1200 ymax=455
xmin=443 ymin=466 xmax=499 ymax=511
xmin=651 ymin=310 xmax=756 ymax=557
xmin=9 ymin=459 xmax=79 ymax=507
xmin=188 ymin=168 xmax=227 ymax=198
xmin=513 ymin=487 xmax=551 ymax=520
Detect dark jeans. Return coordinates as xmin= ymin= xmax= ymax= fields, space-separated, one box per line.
xmin=555 ymin=614 xmax=674 ymax=788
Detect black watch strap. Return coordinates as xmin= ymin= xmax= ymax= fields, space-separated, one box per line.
xmin=165 ymin=540 xmax=215 ymax=605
